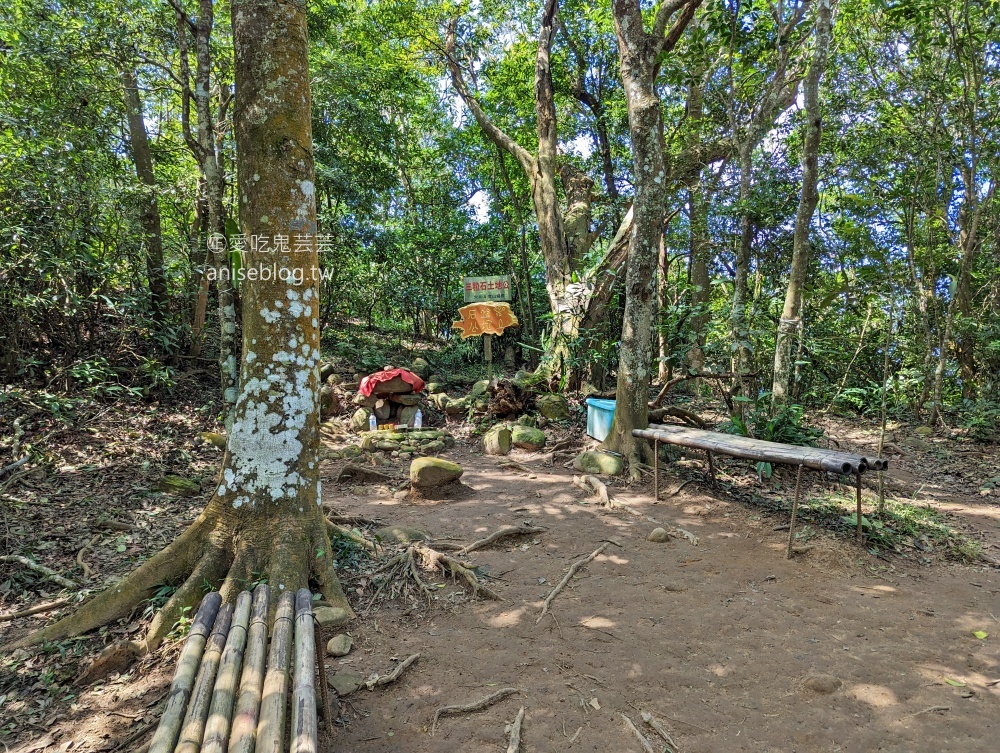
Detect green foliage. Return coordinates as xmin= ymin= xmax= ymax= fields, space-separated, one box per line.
xmin=722 ymin=397 xmax=824 ymax=446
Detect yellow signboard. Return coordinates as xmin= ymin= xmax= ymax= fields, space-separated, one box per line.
xmin=453 ymin=302 xmax=519 ymax=339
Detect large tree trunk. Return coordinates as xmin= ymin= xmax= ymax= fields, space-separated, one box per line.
xmin=121 ymin=69 xmax=169 ymax=324
xmin=771 ymin=0 xmax=835 ymax=411
xmin=684 ymin=69 xmax=711 ymax=374
xmin=730 ymin=144 xmax=754 ymax=378
xmin=13 ymin=0 xmax=351 ymax=655
xmin=604 ymin=0 xmax=701 ymax=477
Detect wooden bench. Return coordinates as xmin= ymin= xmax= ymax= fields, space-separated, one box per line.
xmin=633 ymin=423 xmax=887 ymax=557
xmin=149 ymin=584 xmax=325 ymax=753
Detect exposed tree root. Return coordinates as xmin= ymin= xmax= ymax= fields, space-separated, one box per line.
xmin=76 ymin=535 xmax=98 ymax=580
xmin=326 ymin=520 xmax=377 ymax=552
xmin=6 ymin=500 xmax=355 ymax=683
xmin=372 ymin=543 xmax=500 ymax=605
xmin=0 ymin=555 xmax=79 ymax=589
xmin=455 ymin=523 xmax=547 ymax=556
xmin=537 ymin=540 xmax=622 ymax=624
xmin=506 ymin=706 xmax=525 ymax=753
xmin=0 ymin=597 xmax=74 ymax=623
xmin=363 ymin=652 xmax=420 ymax=689
xmin=572 ymin=475 xmax=643 ymax=517
xmin=431 ymin=687 xmax=519 ymax=735
xmin=620 ymin=712 xmax=656 ymax=753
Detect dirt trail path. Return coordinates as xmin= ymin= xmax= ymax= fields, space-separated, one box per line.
xmin=325 ymin=446 xmax=999 ymax=753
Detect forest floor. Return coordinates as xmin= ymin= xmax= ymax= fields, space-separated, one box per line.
xmin=1 ymin=383 xmax=999 ymax=752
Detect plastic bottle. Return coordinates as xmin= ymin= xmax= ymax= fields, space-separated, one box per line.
xmin=414 ymin=409 xmax=423 ymax=429
xmin=368 ymin=412 xmax=377 ymax=432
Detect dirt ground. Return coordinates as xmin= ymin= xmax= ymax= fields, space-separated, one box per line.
xmin=2 ymin=409 xmax=999 ymax=752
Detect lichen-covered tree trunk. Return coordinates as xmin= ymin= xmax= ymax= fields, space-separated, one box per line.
xmin=121 ymin=69 xmax=168 ymax=323
xmin=11 ymin=0 xmax=351 ymax=655
xmin=604 ymin=0 xmax=701 ymax=477
xmin=771 ymin=0 xmax=835 ymax=411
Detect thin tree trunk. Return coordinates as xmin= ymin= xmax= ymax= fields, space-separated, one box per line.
xmin=121 ymin=69 xmax=168 ymax=324
xmin=604 ymin=0 xmax=702 ymax=477
xmin=685 ymin=72 xmax=710 ymax=374
xmin=772 ymin=0 xmax=835 ymax=411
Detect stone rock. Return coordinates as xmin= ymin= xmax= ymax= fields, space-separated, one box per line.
xmin=512 ymin=369 xmax=534 ymax=389
xmin=352 ymin=393 xmax=377 ymax=408
xmin=572 ymin=451 xmax=624 ymax=476
xmin=371 ymin=374 xmax=416 ymax=396
xmin=444 ymin=396 xmax=469 ymax=415
xmin=398 ymin=406 xmax=419 ymax=427
xmin=319 ymin=384 xmax=340 ymax=419
xmin=350 ymin=408 xmax=372 ymax=432
xmin=411 ymin=357 xmax=432 ymax=380
xmin=483 ymin=425 xmax=512 ymax=456
xmin=516 ymin=415 xmax=536 ymax=428
xmin=342 ymin=445 xmax=363 ymax=459
xmin=198 ymin=431 xmax=227 ymax=449
xmin=373 ymin=399 xmax=392 ymax=422
xmin=326 ymin=634 xmax=353 ymax=657
xmin=470 ymin=379 xmax=491 ymax=398
xmin=511 ymin=425 xmax=545 ymax=451
xmin=326 ymin=372 xmax=344 ymax=386
xmin=647 ymin=527 xmax=672 ymax=543
xmin=421 ymin=440 xmax=445 ymax=453
xmin=389 ymin=392 xmax=421 ymax=406
xmin=913 ymin=426 xmax=934 ymax=437
xmin=156 ymin=475 xmax=201 ymax=497
xmin=803 ymin=674 xmax=842 ymax=694
xmin=427 ymin=382 xmax=445 ymax=394
xmin=313 ymin=605 xmax=351 ymax=629
xmin=410 ymin=457 xmax=463 ymax=489
xmin=328 ymin=671 xmax=365 ymax=696
xmin=428 ymin=373 xmax=443 ymax=383
xmin=536 ymin=394 xmax=569 ymax=420
xmin=375 ymin=525 xmax=429 ymax=543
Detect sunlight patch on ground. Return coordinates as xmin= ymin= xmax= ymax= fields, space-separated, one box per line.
xmin=579 ymin=616 xmax=616 ymax=630
xmin=487 ymin=607 xmax=527 ymax=627
xmin=596 ymin=554 xmax=629 ymax=565
xmin=847 ymin=683 xmax=899 ymax=707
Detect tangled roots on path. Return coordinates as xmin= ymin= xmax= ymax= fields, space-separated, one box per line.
xmin=7 ymin=508 xmax=354 ymax=683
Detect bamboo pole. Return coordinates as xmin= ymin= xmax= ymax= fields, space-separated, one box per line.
xmin=148 ymin=592 xmax=222 ymax=753
xmin=256 ymin=590 xmax=295 ymax=753
xmin=201 ymin=591 xmax=253 ymax=753
xmin=636 ymin=424 xmax=887 ymax=475
xmin=229 ymin=584 xmax=271 ymax=753
xmin=785 ymin=465 xmax=804 ymax=559
xmin=174 ymin=602 xmax=234 ymax=753
xmin=290 ymin=589 xmax=318 ymax=753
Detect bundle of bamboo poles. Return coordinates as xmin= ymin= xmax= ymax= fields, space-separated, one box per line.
xmin=149 ymin=585 xmax=318 ymax=753
xmin=636 ymin=423 xmax=887 ymax=475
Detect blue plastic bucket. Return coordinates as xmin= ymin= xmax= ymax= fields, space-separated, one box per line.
xmin=585 ymin=398 xmax=616 ymax=441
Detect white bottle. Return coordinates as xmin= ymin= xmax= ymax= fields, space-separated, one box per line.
xmin=414 ymin=409 xmax=423 ymax=429
xmin=368 ymin=413 xmax=377 ymax=432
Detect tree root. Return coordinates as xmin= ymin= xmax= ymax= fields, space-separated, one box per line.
xmin=372 ymin=543 xmax=500 ymax=606
xmin=620 ymin=712 xmax=656 ymax=753
xmin=76 ymin=535 xmax=98 ymax=580
xmin=431 ymin=687 xmax=519 ymax=735
xmin=506 ymin=706 xmax=525 ymax=753
xmin=7 ymin=504 xmax=356 ymax=681
xmin=537 ymin=540 xmax=622 ymax=624
xmin=0 ymin=597 xmax=74 ymax=623
xmin=326 ymin=520 xmax=377 ymax=552
xmin=455 ymin=523 xmax=547 ymax=556
xmin=363 ymin=652 xmax=420 ymax=689
xmin=641 ymin=710 xmax=678 ymax=751
xmin=572 ymin=475 xmax=643 ymax=517
xmin=0 ymin=555 xmax=78 ymax=589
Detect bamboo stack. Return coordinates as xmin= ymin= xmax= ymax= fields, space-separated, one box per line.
xmin=146 ymin=586 xmax=320 ymax=753
xmin=637 ymin=423 xmax=887 ymax=475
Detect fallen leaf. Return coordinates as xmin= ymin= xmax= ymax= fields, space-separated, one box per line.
xmin=589 ymin=697 xmax=601 ymax=710
xmin=944 ymin=678 xmax=966 ymax=687
xmin=973 ymin=631 xmax=989 ymax=640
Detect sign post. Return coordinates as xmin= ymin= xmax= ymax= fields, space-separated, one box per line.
xmin=463 ymin=275 xmax=513 ymax=303
xmin=453 ymin=300 xmax=519 ymax=381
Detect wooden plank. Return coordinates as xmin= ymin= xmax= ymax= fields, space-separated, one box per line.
xmin=255 ymin=590 xmax=295 ymax=753
xmin=290 ymin=589 xmax=318 ymax=753
xmin=229 ymin=584 xmax=271 ymax=753
xmin=201 ymin=590 xmax=253 ymax=753
xmin=635 ymin=424 xmax=886 ymax=475
xmin=148 ymin=592 xmax=222 ymax=753
xmin=174 ymin=602 xmax=234 ymax=753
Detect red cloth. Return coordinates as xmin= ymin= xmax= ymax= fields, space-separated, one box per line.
xmin=358 ymin=368 xmax=425 ymax=397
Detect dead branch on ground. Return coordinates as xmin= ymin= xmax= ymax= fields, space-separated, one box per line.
xmin=537 ymin=540 xmax=622 ymax=624
xmin=431 ymin=687 xmax=519 ymax=735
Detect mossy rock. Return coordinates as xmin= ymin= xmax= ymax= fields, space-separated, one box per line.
xmin=411 ymin=357 xmax=432 ymax=380
xmin=572 ymin=451 xmax=623 ymax=476
xmin=536 ymin=394 xmax=569 ymax=419
xmin=483 ymin=425 xmax=512 ymax=456
xmin=516 ymin=415 xmax=536 ymax=428
xmin=198 ymin=431 xmax=227 ymax=449
xmin=398 ymin=406 xmax=419 ymax=427
xmin=409 ymin=430 xmax=443 ymax=440
xmin=350 ymin=408 xmax=372 ymax=432
xmin=377 ymin=441 xmax=401 ymax=451
xmin=342 ymin=445 xmax=363 ymax=459
xmin=444 ymin=396 xmax=470 ymax=415
xmin=156 ymin=475 xmax=201 ymax=497
xmin=374 ymin=525 xmax=429 ymax=543
xmin=421 ymin=440 xmax=445 ymax=453
xmin=511 ymin=425 xmax=546 ymax=451
xmin=410 ymin=457 xmax=463 ymax=489
xmin=427 ymin=382 xmax=445 ymax=394
xmin=470 ymin=379 xmax=491 ymax=398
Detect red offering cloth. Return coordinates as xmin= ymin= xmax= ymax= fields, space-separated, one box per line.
xmin=358 ymin=368 xmax=426 ymax=397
